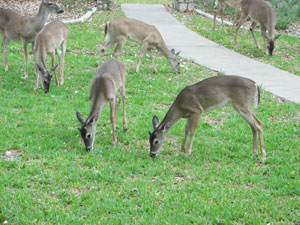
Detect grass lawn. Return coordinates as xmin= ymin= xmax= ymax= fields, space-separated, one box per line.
xmin=0 ymin=6 xmax=299 ymax=225
xmin=170 ymin=9 xmax=300 ymax=76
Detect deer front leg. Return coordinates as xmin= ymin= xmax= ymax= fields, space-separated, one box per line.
xmin=2 ymin=36 xmax=10 ymax=72
xmin=34 ymin=66 xmax=39 ymax=90
xmin=230 ymin=9 xmax=240 ymax=33
xmin=147 ymin=50 xmax=157 ymax=73
xmin=186 ymin=113 xmax=201 ymax=156
xmin=234 ymin=13 xmax=248 ymax=47
xmin=51 ymin=52 xmax=59 ymax=86
xmin=181 ymin=118 xmax=191 ymax=152
xmin=136 ymin=42 xmax=149 ymax=73
xmin=22 ymin=40 xmax=28 ymax=78
xmin=120 ymin=86 xmax=127 ymax=131
xmin=250 ymin=22 xmax=260 ymax=49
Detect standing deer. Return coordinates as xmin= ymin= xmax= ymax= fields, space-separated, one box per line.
xmin=149 ymin=75 xmax=266 ymax=163
xmin=213 ymin=0 xmax=242 ymax=32
xmin=34 ymin=20 xmax=68 ymax=93
xmin=234 ymin=0 xmax=280 ymax=56
xmin=103 ymin=18 xmax=180 ymax=74
xmin=0 ymin=0 xmax=64 ymax=78
xmin=76 ymin=57 xmax=127 ymax=151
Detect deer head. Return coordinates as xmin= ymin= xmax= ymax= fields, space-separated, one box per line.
xmin=42 ymin=0 xmax=64 ymax=14
xmin=149 ymin=116 xmax=169 ymax=157
xmin=76 ymin=112 xmax=99 ymax=151
xmin=264 ymin=34 xmax=281 ymax=56
xmin=35 ymin=64 xmax=58 ymax=93
xmin=169 ymin=48 xmax=181 ymax=74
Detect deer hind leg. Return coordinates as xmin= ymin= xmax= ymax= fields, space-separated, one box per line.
xmin=59 ymin=41 xmax=66 ymax=85
xmin=2 ymin=36 xmax=10 ymax=72
xmin=120 ymin=85 xmax=127 ymax=131
xmin=185 ymin=113 xmax=201 ymax=156
xmin=51 ymin=51 xmax=59 ymax=86
xmin=22 ymin=40 xmax=28 ymax=78
xmin=237 ymin=108 xmax=266 ymax=162
xmin=230 ymin=9 xmax=240 ymax=32
xmin=250 ymin=22 xmax=261 ymax=49
xmin=234 ymin=12 xmax=248 ymax=47
xmin=147 ymin=50 xmax=157 ymax=73
xmin=112 ymin=39 xmax=125 ymax=59
xmin=110 ymin=98 xmax=118 ymax=144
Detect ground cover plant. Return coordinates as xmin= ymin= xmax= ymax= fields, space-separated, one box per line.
xmin=0 ymin=5 xmax=300 ymax=225
xmin=171 ymin=9 xmax=300 ymax=76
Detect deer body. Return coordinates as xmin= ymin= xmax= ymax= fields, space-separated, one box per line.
xmin=104 ymin=18 xmax=180 ymax=74
xmin=149 ymin=75 xmax=266 ymax=162
xmin=34 ymin=20 xmax=68 ymax=93
xmin=213 ymin=0 xmax=242 ymax=32
xmin=76 ymin=58 xmax=127 ymax=151
xmin=0 ymin=0 xmax=64 ymax=77
xmin=234 ymin=0 xmax=280 ymax=55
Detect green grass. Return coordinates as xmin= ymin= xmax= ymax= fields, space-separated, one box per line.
xmin=171 ymin=9 xmax=300 ymax=76
xmin=0 ymin=7 xmax=300 ymax=225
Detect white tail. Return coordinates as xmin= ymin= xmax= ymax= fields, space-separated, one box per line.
xmin=33 ymin=20 xmax=68 ymax=93
xmin=0 ymin=0 xmax=64 ymax=77
xmin=149 ymin=75 xmax=266 ymax=162
xmin=76 ymin=58 xmax=127 ymax=151
xmin=213 ymin=0 xmax=242 ymax=32
xmin=103 ymin=17 xmax=180 ymax=74
xmin=234 ymin=0 xmax=281 ymax=56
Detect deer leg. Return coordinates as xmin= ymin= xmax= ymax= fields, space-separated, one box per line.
xmin=186 ymin=113 xmax=201 ymax=156
xmin=213 ymin=7 xmax=218 ymax=30
xmin=120 ymin=86 xmax=127 ymax=131
xmin=22 ymin=41 xmax=28 ymax=78
xmin=181 ymin=118 xmax=192 ymax=152
xmin=110 ymin=98 xmax=117 ymax=144
xmin=253 ymin=115 xmax=266 ymax=162
xmin=234 ymin=13 xmax=248 ymax=47
xmin=114 ymin=96 xmax=120 ymax=128
xmin=51 ymin=52 xmax=59 ymax=86
xmin=2 ymin=36 xmax=10 ymax=72
xmin=250 ymin=22 xmax=260 ymax=49
xmin=230 ymin=9 xmax=240 ymax=32
xmin=136 ymin=42 xmax=149 ymax=73
xmin=58 ymin=43 xmax=65 ymax=85
xmin=147 ymin=50 xmax=157 ymax=73
xmin=34 ymin=65 xmax=39 ymax=91
xmin=112 ymin=40 xmax=125 ymax=59
xmin=220 ymin=7 xmax=225 ymax=31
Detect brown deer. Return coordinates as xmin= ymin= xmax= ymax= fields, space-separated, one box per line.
xmin=0 ymin=0 xmax=64 ymax=78
xmin=76 ymin=57 xmax=127 ymax=151
xmin=149 ymin=75 xmax=266 ymax=163
xmin=103 ymin=17 xmax=180 ymax=74
xmin=213 ymin=0 xmax=242 ymax=32
xmin=34 ymin=20 xmax=68 ymax=93
xmin=234 ymin=0 xmax=280 ymax=56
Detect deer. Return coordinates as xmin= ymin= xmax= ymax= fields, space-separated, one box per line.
xmin=76 ymin=55 xmax=127 ymax=151
xmin=0 ymin=0 xmax=64 ymax=78
xmin=213 ymin=0 xmax=242 ymax=32
xmin=33 ymin=20 xmax=68 ymax=93
xmin=103 ymin=17 xmax=180 ymax=74
xmin=149 ymin=75 xmax=266 ymax=163
xmin=234 ymin=0 xmax=280 ymax=56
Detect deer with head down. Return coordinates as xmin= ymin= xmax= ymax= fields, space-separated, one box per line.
xmin=149 ymin=75 xmax=266 ymax=163
xmin=234 ymin=0 xmax=280 ymax=56
xmin=103 ymin=17 xmax=180 ymax=74
xmin=213 ymin=0 xmax=242 ymax=32
xmin=0 ymin=0 xmax=64 ymax=77
xmin=76 ymin=55 xmax=127 ymax=151
xmin=34 ymin=20 xmax=68 ymax=93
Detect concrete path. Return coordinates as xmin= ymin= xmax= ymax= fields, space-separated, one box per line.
xmin=121 ymin=4 xmax=300 ymax=104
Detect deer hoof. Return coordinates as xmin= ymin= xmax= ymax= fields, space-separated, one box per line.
xmin=4 ymin=65 xmax=8 ymax=72
xmin=123 ymin=127 xmax=128 ymax=132
xmin=23 ymin=74 xmax=28 ymax=79
xmin=259 ymin=156 xmax=266 ymax=164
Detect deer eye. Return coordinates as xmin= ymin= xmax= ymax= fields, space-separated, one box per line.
xmin=86 ymin=133 xmax=92 ymax=139
xmin=154 ymin=139 xmax=159 ymax=145
xmin=48 ymin=3 xmax=53 ymax=5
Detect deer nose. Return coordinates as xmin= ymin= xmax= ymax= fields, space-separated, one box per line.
xmin=150 ymin=152 xmax=157 ymax=158
xmin=44 ymin=90 xmax=49 ymax=93
xmin=57 ymin=9 xmax=64 ymax=13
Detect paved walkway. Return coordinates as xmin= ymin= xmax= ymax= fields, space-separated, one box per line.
xmin=121 ymin=4 xmax=300 ymax=104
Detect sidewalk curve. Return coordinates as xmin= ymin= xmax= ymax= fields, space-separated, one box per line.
xmin=121 ymin=4 xmax=300 ymax=104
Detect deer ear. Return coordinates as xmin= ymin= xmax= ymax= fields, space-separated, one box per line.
xmin=274 ymin=34 xmax=281 ymax=41
xmin=89 ymin=113 xmax=99 ymax=125
xmin=176 ymin=51 xmax=181 ymax=57
xmin=149 ymin=131 xmax=152 ymax=137
xmin=76 ymin=112 xmax=85 ymax=125
xmin=152 ymin=116 xmax=159 ymax=129
xmin=170 ymin=48 xmax=175 ymax=54
xmin=50 ymin=65 xmax=58 ymax=73
xmin=35 ymin=63 xmax=44 ymax=73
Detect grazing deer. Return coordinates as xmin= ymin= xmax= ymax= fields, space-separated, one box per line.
xmin=0 ymin=0 xmax=64 ymax=78
xmin=34 ymin=20 xmax=68 ymax=93
xmin=234 ymin=0 xmax=280 ymax=56
xmin=76 ymin=57 xmax=127 ymax=151
xmin=103 ymin=17 xmax=180 ymax=74
xmin=149 ymin=75 xmax=266 ymax=163
xmin=213 ymin=0 xmax=242 ymax=32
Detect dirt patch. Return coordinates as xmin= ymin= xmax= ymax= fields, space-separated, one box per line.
xmin=1 ymin=150 xmax=23 ymax=160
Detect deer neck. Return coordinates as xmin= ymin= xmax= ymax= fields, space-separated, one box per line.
xmin=86 ymin=94 xmax=107 ymax=123
xmin=34 ymin=4 xmax=49 ymax=32
xmin=159 ymin=102 xmax=182 ymax=132
xmin=157 ymin=42 xmax=173 ymax=60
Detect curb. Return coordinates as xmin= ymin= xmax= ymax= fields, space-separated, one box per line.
xmin=62 ymin=7 xmax=98 ymax=24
